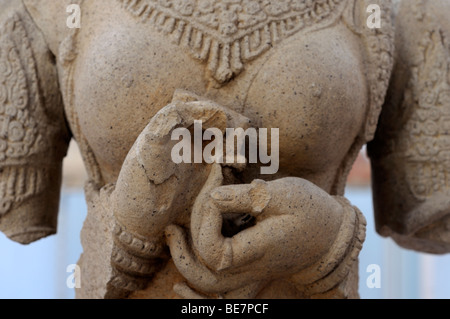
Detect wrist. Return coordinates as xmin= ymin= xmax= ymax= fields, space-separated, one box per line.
xmin=113 ymin=221 xmax=167 ymax=260
xmin=291 ymin=196 xmax=366 ymax=298
xmin=110 ymin=220 xmax=169 ymax=295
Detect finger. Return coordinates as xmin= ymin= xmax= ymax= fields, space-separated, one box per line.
xmin=165 ymin=224 xmax=264 ymax=294
xmin=165 ymin=224 xmax=204 ymax=280
xmin=202 ymin=163 xmax=224 ymax=194
xmin=173 ymin=282 xmax=208 ymax=299
xmin=229 ymin=215 xmax=303 ymax=273
xmin=191 ymin=163 xmax=223 ymax=239
xmin=189 ymin=164 xmax=234 ymax=273
xmin=210 ymin=184 xmax=253 ymax=214
xmin=178 ymin=101 xmax=227 ymax=131
xmin=165 ymin=224 xmax=185 ymax=243
xmin=181 ymin=100 xmax=251 ymax=132
xmin=210 ymin=180 xmax=271 ymax=215
xmin=165 ymin=224 xmax=222 ymax=293
xmin=172 ymin=89 xmax=201 ymax=103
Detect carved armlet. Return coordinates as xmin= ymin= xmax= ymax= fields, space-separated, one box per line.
xmin=292 ymin=196 xmax=366 ymax=299
xmin=368 ymin=0 xmax=450 ymax=254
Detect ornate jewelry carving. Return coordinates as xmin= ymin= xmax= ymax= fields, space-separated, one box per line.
xmin=0 ymin=14 xmax=46 ymax=215
xmin=0 ymin=166 xmax=45 ymax=216
xmin=403 ymin=28 xmax=450 ymax=200
xmin=0 ymin=15 xmax=41 ymax=163
xmin=118 ymin=0 xmax=349 ymax=83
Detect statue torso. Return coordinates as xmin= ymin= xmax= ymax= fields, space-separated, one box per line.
xmin=72 ymin=0 xmax=368 ymax=193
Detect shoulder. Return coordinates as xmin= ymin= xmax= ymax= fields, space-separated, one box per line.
xmin=387 ymin=0 xmax=450 ymax=109
xmin=20 ymin=0 xmax=77 ymax=55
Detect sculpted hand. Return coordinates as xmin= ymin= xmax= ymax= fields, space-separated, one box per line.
xmin=108 ymin=91 xmax=250 ymax=293
xmin=112 ymin=90 xmax=250 ymax=240
xmin=166 ymin=164 xmax=349 ymax=297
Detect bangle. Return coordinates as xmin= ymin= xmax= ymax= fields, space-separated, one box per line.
xmin=292 ymin=196 xmax=366 ymax=298
xmin=113 ymin=221 xmax=166 ymax=259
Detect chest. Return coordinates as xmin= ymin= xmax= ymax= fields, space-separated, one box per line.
xmin=71 ymin=0 xmax=368 ymax=184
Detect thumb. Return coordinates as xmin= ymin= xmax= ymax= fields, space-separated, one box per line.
xmin=210 ymin=180 xmax=271 ymax=216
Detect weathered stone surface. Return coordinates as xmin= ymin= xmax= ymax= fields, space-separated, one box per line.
xmin=0 ymin=0 xmax=70 ymax=244
xmin=368 ymin=0 xmax=450 ymax=254
xmin=0 ymin=0 xmax=448 ymax=299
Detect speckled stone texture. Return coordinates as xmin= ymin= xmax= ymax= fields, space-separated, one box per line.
xmin=0 ymin=0 xmax=448 ymax=299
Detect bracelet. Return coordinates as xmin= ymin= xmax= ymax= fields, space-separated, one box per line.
xmin=111 ymin=245 xmax=161 ymax=277
xmin=113 ymin=221 xmax=167 ymax=259
xmin=292 ymin=196 xmax=366 ymax=298
xmin=109 ymin=270 xmax=151 ymax=294
xmin=110 ymin=221 xmax=169 ymax=289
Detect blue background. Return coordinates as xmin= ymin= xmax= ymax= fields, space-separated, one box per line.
xmin=0 ymin=187 xmax=449 ymax=299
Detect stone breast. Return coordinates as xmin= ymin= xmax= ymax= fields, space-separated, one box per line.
xmin=73 ymin=0 xmax=368 ymax=186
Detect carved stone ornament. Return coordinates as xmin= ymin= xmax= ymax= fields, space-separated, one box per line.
xmin=369 ymin=0 xmax=450 ymax=254
xmin=118 ymin=0 xmax=350 ymax=84
xmin=0 ymin=0 xmax=449 ymax=299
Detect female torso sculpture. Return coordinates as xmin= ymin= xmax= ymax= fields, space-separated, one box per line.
xmin=77 ymin=0 xmax=367 ymax=187
xmin=77 ymin=0 xmax=377 ymax=298
xmin=1 ymin=0 xmax=449 ymax=299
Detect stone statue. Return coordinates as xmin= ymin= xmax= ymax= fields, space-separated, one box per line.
xmin=0 ymin=0 xmax=448 ymax=299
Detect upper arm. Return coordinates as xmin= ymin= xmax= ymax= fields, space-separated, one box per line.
xmin=368 ymin=0 xmax=450 ymax=254
xmin=0 ymin=0 xmax=71 ymax=244
xmin=22 ymin=0 xmax=77 ymax=56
